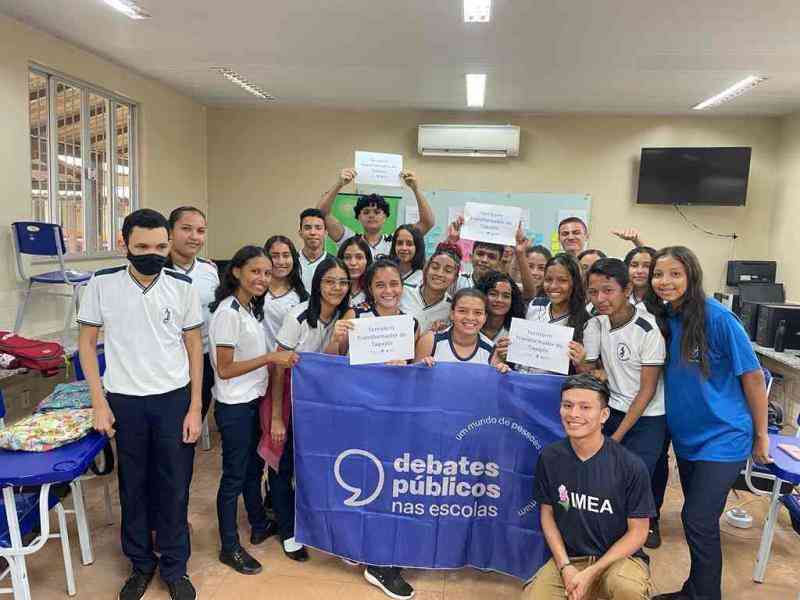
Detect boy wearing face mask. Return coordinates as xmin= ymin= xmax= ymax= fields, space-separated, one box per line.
xmin=78 ymin=208 xmax=204 ymax=600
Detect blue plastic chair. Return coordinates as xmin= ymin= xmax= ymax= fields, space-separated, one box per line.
xmin=11 ymin=222 xmax=92 ymax=343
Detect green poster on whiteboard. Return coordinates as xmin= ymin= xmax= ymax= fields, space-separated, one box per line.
xmin=324 ymin=192 xmax=401 ymax=255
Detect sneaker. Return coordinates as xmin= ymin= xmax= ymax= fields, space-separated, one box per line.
xmin=250 ymin=519 xmax=278 ymax=545
xmin=167 ymin=575 xmax=197 ymax=600
xmin=645 ymin=519 xmax=662 ymax=549
xmin=118 ymin=569 xmax=155 ymax=600
xmin=364 ymin=566 xmax=415 ymax=600
xmin=282 ymin=536 xmax=309 ymax=562
xmin=220 ymin=547 xmax=263 ymax=575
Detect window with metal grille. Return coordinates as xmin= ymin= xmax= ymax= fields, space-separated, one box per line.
xmin=28 ymin=66 xmax=139 ymax=256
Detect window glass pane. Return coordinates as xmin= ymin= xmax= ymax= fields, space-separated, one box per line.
xmin=89 ymin=94 xmax=111 ymax=252
xmin=54 ymin=81 xmax=84 ymax=254
xmin=114 ymin=103 xmax=132 ymax=251
xmin=29 ymin=72 xmax=49 ymax=222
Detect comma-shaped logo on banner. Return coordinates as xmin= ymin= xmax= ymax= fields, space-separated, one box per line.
xmin=333 ymin=449 xmax=385 ymax=507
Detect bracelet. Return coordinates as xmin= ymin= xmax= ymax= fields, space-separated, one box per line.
xmin=558 ymin=561 xmax=572 ymax=573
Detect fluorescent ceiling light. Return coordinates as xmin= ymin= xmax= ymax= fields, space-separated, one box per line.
xmin=102 ymin=0 xmax=151 ymax=20
xmin=212 ymin=68 xmax=276 ymax=101
xmin=464 ymin=0 xmax=491 ymax=23
xmin=692 ymin=75 xmax=767 ymax=110
xmin=466 ymin=74 xmax=487 ymax=107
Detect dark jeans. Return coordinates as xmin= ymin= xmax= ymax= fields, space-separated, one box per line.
xmin=603 ymin=408 xmax=667 ymax=477
xmin=651 ymin=433 xmax=671 ymax=521
xmin=676 ymin=458 xmax=746 ymax=600
xmin=107 ymin=386 xmax=195 ymax=583
xmin=215 ymin=398 xmax=269 ymax=552
xmin=267 ymin=424 xmax=295 ymax=541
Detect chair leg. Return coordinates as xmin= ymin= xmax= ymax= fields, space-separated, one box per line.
xmin=753 ymin=477 xmax=783 ymax=582
xmin=13 ymin=282 xmax=33 ymax=334
xmin=56 ymin=504 xmax=76 ymax=596
xmin=69 ymin=480 xmax=93 ymax=565
xmin=62 ymin=285 xmax=80 ymax=344
xmin=6 ymin=557 xmax=24 ymax=600
xmin=200 ymin=416 xmax=211 ymax=451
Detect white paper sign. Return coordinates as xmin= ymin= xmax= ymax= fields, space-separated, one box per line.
xmin=354 ymin=151 xmax=403 ymax=187
xmin=507 ymin=318 xmax=574 ymax=374
xmin=460 ymin=202 xmax=522 ymax=246
xmin=348 ymin=314 xmax=415 ymax=365
xmin=405 ymin=205 xmax=419 ymax=225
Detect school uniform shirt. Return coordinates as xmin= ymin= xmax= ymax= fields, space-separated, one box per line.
xmin=664 ymin=298 xmax=760 ymax=462
xmin=276 ymin=300 xmax=337 ymax=353
xmin=482 ymin=326 xmax=509 ymax=344
xmin=534 ymin=438 xmax=655 ymax=561
xmin=299 ymin=250 xmax=330 ymax=293
xmin=402 ymin=269 xmax=423 ymax=288
xmin=208 ymin=296 xmax=268 ymax=405
xmin=353 ymin=305 xmax=420 ymax=335
xmin=349 ymin=289 xmax=367 ymax=308
xmin=336 ymin=225 xmax=393 ymax=259
xmin=170 ymin=257 xmax=219 ymax=354
xmin=399 ymin=284 xmax=452 ymax=333
xmin=454 ymin=272 xmax=481 ymax=291
xmin=583 ymin=310 xmax=666 ymax=416
xmin=262 ymin=289 xmax=302 ymax=351
xmin=431 ymin=328 xmax=495 ymax=364
xmin=77 ymin=266 xmax=203 ymax=396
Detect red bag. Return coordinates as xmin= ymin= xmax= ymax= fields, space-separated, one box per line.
xmin=0 ymin=332 xmax=64 ymax=376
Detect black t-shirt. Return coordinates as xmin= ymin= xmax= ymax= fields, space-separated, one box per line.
xmin=534 ymin=437 xmax=655 ymax=561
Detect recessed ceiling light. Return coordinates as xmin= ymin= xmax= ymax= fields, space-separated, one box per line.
xmin=692 ymin=75 xmax=767 ymax=110
xmin=102 ymin=0 xmax=151 ymax=20
xmin=466 ymin=74 xmax=487 ymax=108
xmin=212 ymin=68 xmax=276 ymax=101
xmin=464 ymin=0 xmax=491 ymax=23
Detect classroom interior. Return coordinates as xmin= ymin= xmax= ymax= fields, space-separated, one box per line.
xmin=0 ymin=1 xmax=799 ymax=599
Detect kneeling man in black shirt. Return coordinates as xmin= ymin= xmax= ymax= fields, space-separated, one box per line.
xmin=525 ymin=374 xmax=654 ymax=600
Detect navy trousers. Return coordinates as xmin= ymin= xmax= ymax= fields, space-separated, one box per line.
xmin=107 ymin=385 xmax=195 ymax=582
xmin=215 ymin=398 xmax=269 ymax=552
xmin=602 ymin=408 xmax=667 ymax=477
xmin=267 ymin=424 xmax=295 ymax=541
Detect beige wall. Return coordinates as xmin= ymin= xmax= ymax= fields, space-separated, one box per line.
xmin=0 ymin=14 xmax=207 ymax=336
xmin=773 ymin=112 xmax=800 ymax=301
xmin=208 ymin=108 xmax=779 ymax=294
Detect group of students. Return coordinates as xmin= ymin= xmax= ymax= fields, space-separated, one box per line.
xmin=76 ymin=167 xmax=771 ymax=600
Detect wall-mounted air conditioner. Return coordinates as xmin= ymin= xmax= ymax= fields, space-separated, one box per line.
xmin=417 ymin=124 xmax=520 ymax=158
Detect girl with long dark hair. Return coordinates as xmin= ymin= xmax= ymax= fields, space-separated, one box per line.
xmin=400 ymin=243 xmax=462 ymax=333
xmin=521 ymin=253 xmax=588 ymax=373
xmin=337 ymin=235 xmax=373 ymax=307
xmin=208 ymin=246 xmax=299 ymax=575
xmin=389 ymin=224 xmax=426 ymax=286
xmin=624 ymin=246 xmax=657 ymax=308
xmin=648 ymin=246 xmax=770 ymax=600
xmin=262 ymin=235 xmax=309 ymax=352
xmin=260 ymin=257 xmax=351 ymax=564
xmin=476 ymin=270 xmax=526 ymax=342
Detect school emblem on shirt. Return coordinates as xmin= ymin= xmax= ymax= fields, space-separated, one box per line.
xmin=616 ymin=342 xmax=631 ymax=362
xmin=558 ymin=484 xmax=570 ymax=511
xmin=161 ymin=308 xmax=172 ymax=324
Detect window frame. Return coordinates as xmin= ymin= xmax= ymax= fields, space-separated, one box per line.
xmin=28 ymin=63 xmax=140 ymax=260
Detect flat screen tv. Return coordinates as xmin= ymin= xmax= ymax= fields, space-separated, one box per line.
xmin=637 ymin=147 xmax=751 ymax=206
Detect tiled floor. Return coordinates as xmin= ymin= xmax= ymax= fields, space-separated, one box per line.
xmin=28 ymin=435 xmax=799 ymax=599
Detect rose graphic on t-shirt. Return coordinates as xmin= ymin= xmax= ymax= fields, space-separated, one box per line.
xmin=558 ymin=484 xmax=570 ymax=511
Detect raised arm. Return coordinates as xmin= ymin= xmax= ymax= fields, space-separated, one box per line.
xmin=514 ymin=225 xmax=537 ymax=300
xmin=401 ymin=171 xmax=435 ymax=236
xmin=317 ymin=168 xmax=356 ymax=243
xmin=610 ymin=228 xmax=645 ymax=248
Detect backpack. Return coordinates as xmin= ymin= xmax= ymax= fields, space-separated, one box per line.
xmin=0 ymin=332 xmax=64 ymax=376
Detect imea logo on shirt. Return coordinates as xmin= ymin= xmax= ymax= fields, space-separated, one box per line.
xmin=557 ymin=484 xmax=613 ymax=514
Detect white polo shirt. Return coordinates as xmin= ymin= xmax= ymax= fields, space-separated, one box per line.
xmin=402 ymin=269 xmax=423 ymax=288
xmin=77 ymin=266 xmax=203 ymax=396
xmin=208 ymin=295 xmax=268 ymax=405
xmin=299 ymin=250 xmax=330 ymax=293
xmin=400 ymin=284 xmax=451 ymax=333
xmin=454 ymin=272 xmax=480 ymax=291
xmin=276 ymin=301 xmax=337 ymax=353
xmin=430 ymin=328 xmax=495 ymax=365
xmin=583 ymin=309 xmax=666 ymax=416
xmin=335 ymin=226 xmax=393 ymax=259
xmin=263 ymin=288 xmax=303 ymax=351
xmin=525 ymin=298 xmax=571 ymax=326
xmin=349 ymin=289 xmax=367 ymax=308
xmin=170 ymin=257 xmax=219 ymax=354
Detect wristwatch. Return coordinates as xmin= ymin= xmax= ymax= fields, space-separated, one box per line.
xmin=559 ymin=561 xmax=573 ymax=573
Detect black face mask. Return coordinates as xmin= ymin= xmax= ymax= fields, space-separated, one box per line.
xmin=127 ymin=252 xmax=168 ymax=276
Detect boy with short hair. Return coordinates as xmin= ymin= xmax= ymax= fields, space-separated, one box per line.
xmin=316 ymin=168 xmax=435 ymax=257
xmin=525 ymin=373 xmax=654 ymax=600
xmin=297 ymin=207 xmax=331 ymax=291
xmin=78 ymin=208 xmax=203 ymax=600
